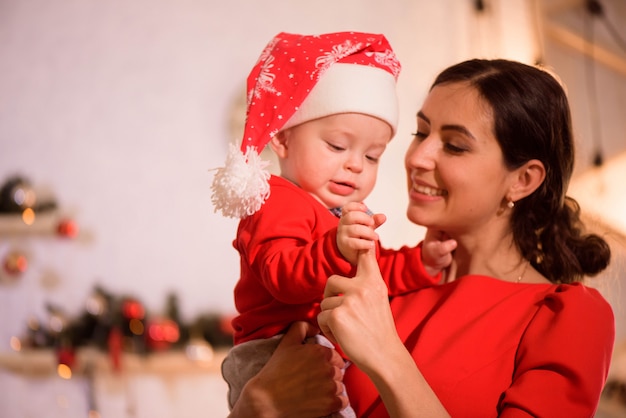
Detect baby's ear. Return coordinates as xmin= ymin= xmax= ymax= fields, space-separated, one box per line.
xmin=269 ymin=130 xmax=288 ymax=158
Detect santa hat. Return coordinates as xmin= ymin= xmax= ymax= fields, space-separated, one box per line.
xmin=211 ymin=31 xmax=401 ymax=218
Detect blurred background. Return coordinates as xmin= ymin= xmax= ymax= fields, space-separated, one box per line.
xmin=0 ymin=0 xmax=625 ymax=417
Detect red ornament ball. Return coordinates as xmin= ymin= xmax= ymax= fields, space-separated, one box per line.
xmin=3 ymin=251 xmax=28 ymax=276
xmin=121 ymin=298 xmax=145 ymax=320
xmin=57 ymin=219 xmax=79 ymax=238
xmin=145 ymin=318 xmax=180 ymax=351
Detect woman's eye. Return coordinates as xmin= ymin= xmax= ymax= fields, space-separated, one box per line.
xmin=444 ymin=142 xmax=467 ymax=154
xmin=412 ymin=131 xmax=428 ymax=141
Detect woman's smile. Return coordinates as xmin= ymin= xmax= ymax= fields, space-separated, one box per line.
xmin=412 ymin=183 xmax=447 ymax=197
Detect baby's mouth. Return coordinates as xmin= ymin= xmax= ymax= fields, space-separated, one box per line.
xmin=334 ymin=180 xmax=354 ymax=189
xmin=330 ymin=180 xmax=356 ymax=195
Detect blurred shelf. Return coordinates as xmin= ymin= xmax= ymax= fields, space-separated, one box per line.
xmin=0 ymin=212 xmax=60 ymax=236
xmin=597 ymin=396 xmax=626 ymax=418
xmin=0 ymin=346 xmax=228 ymax=377
xmin=1 ymin=346 xmax=620 ymax=416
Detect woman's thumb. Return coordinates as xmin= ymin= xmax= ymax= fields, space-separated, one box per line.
xmin=356 ymin=248 xmax=379 ymax=277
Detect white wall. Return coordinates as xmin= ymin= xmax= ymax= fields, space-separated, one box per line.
xmin=1 ymin=0 xmax=622 ymax=353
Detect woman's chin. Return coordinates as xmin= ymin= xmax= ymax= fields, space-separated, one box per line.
xmin=406 ymin=208 xmax=430 ymax=226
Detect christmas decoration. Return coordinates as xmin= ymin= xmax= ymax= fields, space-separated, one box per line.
xmin=57 ymin=344 xmax=76 ymax=370
xmin=56 ymin=218 xmax=79 ymax=238
xmin=0 ymin=175 xmax=57 ymax=214
xmin=0 ymin=176 xmax=37 ymax=212
xmin=145 ymin=317 xmax=180 ymax=351
xmin=2 ymin=250 xmax=28 ymax=277
xmin=13 ymin=285 xmax=234 ymax=373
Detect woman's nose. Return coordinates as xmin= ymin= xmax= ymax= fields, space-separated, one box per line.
xmin=405 ymin=137 xmax=437 ymax=171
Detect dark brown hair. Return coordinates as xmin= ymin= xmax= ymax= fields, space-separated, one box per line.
xmin=431 ymin=59 xmax=610 ymax=283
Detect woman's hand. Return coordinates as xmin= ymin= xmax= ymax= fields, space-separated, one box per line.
xmin=229 ymin=321 xmax=348 ymax=418
xmin=318 ymin=248 xmax=400 ymax=372
xmin=318 ymin=250 xmax=450 ymax=418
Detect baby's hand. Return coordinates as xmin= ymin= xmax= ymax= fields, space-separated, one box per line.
xmin=336 ymin=202 xmax=386 ymax=265
xmin=422 ymin=229 xmax=457 ymax=280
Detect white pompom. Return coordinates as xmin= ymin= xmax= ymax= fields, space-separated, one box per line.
xmin=211 ymin=144 xmax=271 ymax=218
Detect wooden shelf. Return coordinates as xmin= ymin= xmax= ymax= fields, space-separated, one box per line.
xmin=0 ymin=346 xmax=228 ymax=377
xmin=0 ymin=212 xmax=60 ymax=236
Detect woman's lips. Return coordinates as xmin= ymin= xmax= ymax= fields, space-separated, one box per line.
xmin=412 ymin=184 xmax=447 ymax=197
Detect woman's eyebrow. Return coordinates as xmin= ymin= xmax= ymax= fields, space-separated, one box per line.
xmin=417 ymin=111 xmax=476 ymax=141
xmin=441 ymin=124 xmax=477 ymax=141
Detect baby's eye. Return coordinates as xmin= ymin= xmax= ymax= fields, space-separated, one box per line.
xmin=365 ymin=155 xmax=380 ymax=163
xmin=327 ymin=142 xmax=345 ymax=151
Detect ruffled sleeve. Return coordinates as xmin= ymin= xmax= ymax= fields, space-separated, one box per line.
xmin=499 ymin=282 xmax=615 ymax=417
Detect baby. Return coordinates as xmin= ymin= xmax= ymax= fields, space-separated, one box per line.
xmin=211 ymin=31 xmax=456 ymax=417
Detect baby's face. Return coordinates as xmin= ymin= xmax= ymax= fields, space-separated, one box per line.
xmin=274 ymin=113 xmax=392 ymax=209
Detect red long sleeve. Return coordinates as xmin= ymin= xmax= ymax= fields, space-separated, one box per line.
xmin=231 ymin=176 xmax=437 ymax=344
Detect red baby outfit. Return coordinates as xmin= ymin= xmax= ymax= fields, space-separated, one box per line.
xmin=231 ymin=175 xmax=439 ymax=345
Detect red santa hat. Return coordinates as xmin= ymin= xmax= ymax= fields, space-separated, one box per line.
xmin=211 ymin=31 xmax=401 ymax=218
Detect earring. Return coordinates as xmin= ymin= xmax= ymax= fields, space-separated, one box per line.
xmin=507 ymin=200 xmax=515 ymax=209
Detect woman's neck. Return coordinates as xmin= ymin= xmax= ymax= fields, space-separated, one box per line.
xmin=449 ymin=232 xmax=527 ymax=283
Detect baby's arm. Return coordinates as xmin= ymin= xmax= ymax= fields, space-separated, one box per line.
xmin=336 ymin=202 xmax=385 ymax=265
xmin=421 ymin=228 xmax=457 ymax=281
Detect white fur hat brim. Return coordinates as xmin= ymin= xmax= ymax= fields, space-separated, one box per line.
xmin=282 ymin=63 xmax=399 ymax=135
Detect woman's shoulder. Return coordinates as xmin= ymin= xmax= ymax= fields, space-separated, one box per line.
xmin=529 ymin=282 xmax=615 ymax=342
xmin=511 ymin=282 xmax=615 ymax=417
xmin=540 ymin=282 xmax=613 ymax=318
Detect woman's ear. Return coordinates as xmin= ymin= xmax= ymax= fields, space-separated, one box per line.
xmin=509 ymin=159 xmax=546 ymax=201
xmin=269 ymin=130 xmax=288 ymax=159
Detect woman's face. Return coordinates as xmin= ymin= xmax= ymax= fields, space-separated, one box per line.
xmin=404 ymin=82 xmax=517 ymax=235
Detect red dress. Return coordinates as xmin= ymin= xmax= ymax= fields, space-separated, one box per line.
xmin=344 ymin=275 xmax=615 ymax=417
xmin=232 ymin=175 xmax=439 ymax=345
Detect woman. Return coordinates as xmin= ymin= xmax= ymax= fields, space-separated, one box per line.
xmin=231 ymin=59 xmax=615 ymax=417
